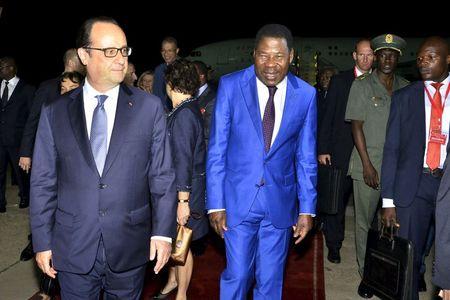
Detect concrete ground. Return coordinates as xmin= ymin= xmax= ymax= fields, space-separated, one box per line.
xmin=0 ymin=181 xmax=443 ymax=299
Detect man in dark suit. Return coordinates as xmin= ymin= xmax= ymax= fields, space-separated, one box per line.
xmin=207 ymin=24 xmax=317 ymax=300
xmin=153 ymin=36 xmax=179 ymax=111
xmin=31 ymin=17 xmax=176 ymax=299
xmin=0 ymin=57 xmax=35 ymax=212
xmin=317 ymin=39 xmax=374 ymax=264
xmin=193 ymin=60 xmax=216 ymax=146
xmin=381 ymin=37 xmax=450 ymax=300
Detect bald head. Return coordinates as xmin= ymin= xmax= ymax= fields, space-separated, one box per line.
xmin=417 ymin=36 xmax=450 ymax=82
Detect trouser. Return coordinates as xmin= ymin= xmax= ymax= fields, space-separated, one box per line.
xmin=397 ymin=173 xmax=439 ymax=300
xmin=322 ymin=175 xmax=353 ymax=250
xmin=58 ymin=237 xmax=147 ymax=300
xmin=353 ymin=179 xmax=380 ymax=276
xmin=220 ymin=195 xmax=291 ymax=300
xmin=0 ymin=145 xmax=29 ymax=208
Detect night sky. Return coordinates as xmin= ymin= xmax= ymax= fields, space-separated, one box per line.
xmin=1 ymin=1 xmax=448 ymax=86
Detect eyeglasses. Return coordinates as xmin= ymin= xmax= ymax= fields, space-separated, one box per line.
xmin=83 ymin=46 xmax=132 ymax=58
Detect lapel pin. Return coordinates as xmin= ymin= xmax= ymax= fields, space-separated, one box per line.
xmin=128 ymin=101 xmax=133 ymax=107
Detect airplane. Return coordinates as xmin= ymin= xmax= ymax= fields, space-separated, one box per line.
xmin=187 ymin=37 xmax=448 ymax=85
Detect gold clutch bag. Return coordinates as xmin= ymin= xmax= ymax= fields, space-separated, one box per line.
xmin=171 ymin=225 xmax=193 ymax=265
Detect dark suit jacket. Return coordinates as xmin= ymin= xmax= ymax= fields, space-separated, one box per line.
xmin=19 ymin=77 xmax=60 ymax=157
xmin=30 ymin=84 xmax=177 ymax=273
xmin=433 ymin=141 xmax=450 ymax=289
xmin=0 ymin=79 xmax=35 ymax=147
xmin=196 ymin=85 xmax=216 ymax=144
xmin=317 ymin=69 xmax=355 ymax=172
xmin=381 ymin=81 xmax=426 ymax=207
xmin=153 ymin=63 xmax=172 ymax=111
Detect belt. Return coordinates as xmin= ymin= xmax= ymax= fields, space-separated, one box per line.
xmin=423 ymin=167 xmax=444 ymax=178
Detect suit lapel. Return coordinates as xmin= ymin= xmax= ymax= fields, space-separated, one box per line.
xmin=413 ymin=82 xmax=426 ymax=155
xmin=241 ymin=68 xmax=264 ymax=146
xmin=68 ymin=89 xmax=99 ymax=177
xmin=5 ymin=79 xmax=24 ymax=106
xmin=102 ymin=85 xmax=133 ymax=177
xmin=268 ymin=74 xmax=299 ymax=155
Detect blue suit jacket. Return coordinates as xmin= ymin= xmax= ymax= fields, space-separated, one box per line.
xmin=30 ymin=84 xmax=177 ymax=273
xmin=206 ymin=65 xmax=317 ymax=229
xmin=381 ymin=81 xmax=425 ymax=207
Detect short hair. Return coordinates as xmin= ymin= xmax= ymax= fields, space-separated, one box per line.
xmin=76 ymin=16 xmax=119 ymax=48
xmin=165 ymin=59 xmax=200 ymax=96
xmin=162 ymin=36 xmax=178 ymax=48
xmin=63 ymin=48 xmax=78 ymax=66
xmin=60 ymin=71 xmax=84 ymax=85
xmin=192 ymin=60 xmax=208 ymax=76
xmin=137 ymin=70 xmax=154 ymax=84
xmin=0 ymin=57 xmax=16 ymax=68
xmin=354 ymin=38 xmax=372 ymax=51
xmin=255 ymin=24 xmax=293 ymax=51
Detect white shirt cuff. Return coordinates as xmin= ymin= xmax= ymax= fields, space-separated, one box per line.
xmin=299 ymin=213 xmax=316 ymax=217
xmin=382 ymin=198 xmax=395 ymax=208
xmin=208 ymin=209 xmax=225 ymax=214
xmin=151 ymin=236 xmax=172 ymax=243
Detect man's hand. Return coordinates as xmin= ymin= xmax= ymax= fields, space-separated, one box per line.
xmin=363 ymin=163 xmax=379 ymax=189
xmin=439 ymin=290 xmax=450 ymax=299
xmin=209 ymin=211 xmax=227 ymax=238
xmin=149 ymin=239 xmax=171 ymax=274
xmin=36 ymin=250 xmax=57 ymax=279
xmin=318 ymin=154 xmax=331 ymax=165
xmin=381 ymin=207 xmax=399 ymax=228
xmin=19 ymin=157 xmax=32 ymax=173
xmin=293 ymin=215 xmax=313 ymax=244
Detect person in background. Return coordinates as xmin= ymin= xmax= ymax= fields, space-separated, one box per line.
xmin=153 ymin=37 xmax=179 ymax=111
xmin=137 ymin=70 xmax=154 ymax=94
xmin=381 ymin=36 xmax=450 ymax=300
xmin=316 ymin=67 xmax=338 ymax=129
xmin=317 ymin=38 xmax=374 ymax=265
xmin=345 ymin=34 xmax=409 ymax=298
xmin=153 ymin=59 xmax=208 ymax=300
xmin=0 ymin=57 xmax=35 ymax=213
xmin=123 ymin=61 xmax=137 ymax=86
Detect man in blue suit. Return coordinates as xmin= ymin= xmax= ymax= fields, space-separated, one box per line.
xmin=381 ymin=36 xmax=450 ymax=300
xmin=207 ymin=24 xmax=317 ymax=300
xmin=30 ymin=17 xmax=177 ymax=299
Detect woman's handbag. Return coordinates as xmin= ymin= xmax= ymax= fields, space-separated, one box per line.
xmin=171 ymin=225 xmax=193 ymax=265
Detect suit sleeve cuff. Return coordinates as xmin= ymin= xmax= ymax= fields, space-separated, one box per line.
xmin=208 ymin=209 xmax=225 ymax=214
xmin=151 ymin=236 xmax=172 ymax=243
xmin=382 ymin=198 xmax=395 ymax=208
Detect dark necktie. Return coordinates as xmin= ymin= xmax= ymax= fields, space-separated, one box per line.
xmin=90 ymin=95 xmax=108 ymax=175
xmin=1 ymin=81 xmax=9 ymax=107
xmin=262 ymin=86 xmax=277 ymax=152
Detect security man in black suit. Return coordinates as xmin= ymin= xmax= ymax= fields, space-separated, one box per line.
xmin=317 ymin=38 xmax=374 ymax=265
xmin=0 ymin=57 xmax=35 ymax=212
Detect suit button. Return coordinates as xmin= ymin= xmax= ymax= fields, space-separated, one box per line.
xmin=99 ymin=210 xmax=106 ymax=216
xmin=99 ymin=183 xmax=107 ymax=189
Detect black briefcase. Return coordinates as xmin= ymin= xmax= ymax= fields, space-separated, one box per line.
xmin=362 ymin=227 xmax=414 ymax=300
xmin=317 ymin=165 xmax=343 ymax=214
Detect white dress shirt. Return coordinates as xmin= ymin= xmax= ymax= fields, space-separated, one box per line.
xmin=382 ymin=74 xmax=450 ymax=208
xmin=197 ymin=83 xmax=208 ymax=97
xmin=1 ymin=76 xmax=20 ymax=101
xmin=83 ymin=80 xmax=171 ymax=243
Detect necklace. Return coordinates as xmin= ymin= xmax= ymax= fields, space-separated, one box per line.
xmin=167 ymin=97 xmax=197 ymax=117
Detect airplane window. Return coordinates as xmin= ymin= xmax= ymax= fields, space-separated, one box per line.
xmin=328 ymin=46 xmax=332 ymax=50
xmin=329 ymin=52 xmax=332 ymax=56
xmin=334 ymin=46 xmax=338 ymax=50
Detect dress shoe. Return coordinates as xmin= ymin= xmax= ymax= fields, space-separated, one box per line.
xmin=418 ymin=273 xmax=427 ymax=292
xmin=153 ymin=286 xmax=177 ymax=299
xmin=19 ymin=199 xmax=29 ymax=209
xmin=358 ymin=281 xmax=373 ymax=298
xmin=327 ymin=248 xmax=341 ymax=264
xmin=20 ymin=240 xmax=34 ymax=261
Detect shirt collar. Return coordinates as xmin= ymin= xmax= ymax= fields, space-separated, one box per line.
xmin=3 ymin=76 xmax=19 ymax=86
xmin=198 ymin=83 xmax=208 ymax=96
xmin=83 ymin=79 xmax=120 ymax=101
xmin=256 ymin=75 xmax=288 ymax=92
xmin=424 ymin=73 xmax=450 ymax=88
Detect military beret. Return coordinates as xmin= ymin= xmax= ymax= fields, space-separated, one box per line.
xmin=371 ymin=34 xmax=406 ymax=56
